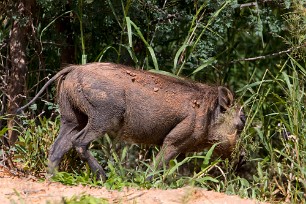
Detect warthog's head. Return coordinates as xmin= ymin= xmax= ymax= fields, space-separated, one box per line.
xmin=208 ymin=87 xmax=246 ymax=158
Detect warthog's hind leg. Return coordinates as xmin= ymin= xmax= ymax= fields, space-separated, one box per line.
xmin=47 ymin=120 xmax=76 ymax=177
xmin=73 ymin=123 xmax=107 ymax=182
xmin=75 ymin=145 xmax=106 ymax=181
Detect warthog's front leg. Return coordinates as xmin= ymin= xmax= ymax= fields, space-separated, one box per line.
xmin=149 ymin=115 xmax=195 ymax=178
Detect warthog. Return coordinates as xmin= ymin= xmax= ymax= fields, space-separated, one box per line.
xmin=18 ymin=62 xmax=245 ymax=180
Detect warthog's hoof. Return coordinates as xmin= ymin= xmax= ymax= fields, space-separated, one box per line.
xmin=93 ymin=170 xmax=107 ymax=182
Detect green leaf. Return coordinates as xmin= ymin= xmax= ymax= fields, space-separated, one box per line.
xmin=166 ymin=157 xmax=191 ymax=176
xmin=126 ymin=17 xmax=133 ymax=48
xmin=192 ymin=57 xmax=216 ymax=74
xmin=120 ymin=146 xmax=128 ymax=162
xmin=288 ymin=54 xmax=306 ymax=75
xmin=203 ymin=143 xmax=218 ymax=166
xmin=0 ymin=127 xmax=8 ymax=136
xmin=173 ymin=44 xmax=189 ymax=73
xmin=239 ymin=178 xmax=250 ymax=187
xmin=30 ymin=104 xmax=37 ymax=111
xmin=119 ymin=44 xmax=138 ymax=65
xmin=236 ymin=80 xmax=273 ymax=92
xmin=149 ymin=69 xmax=182 ymax=79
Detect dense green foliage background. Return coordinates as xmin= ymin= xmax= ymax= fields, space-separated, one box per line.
xmin=0 ymin=0 xmax=305 ymax=203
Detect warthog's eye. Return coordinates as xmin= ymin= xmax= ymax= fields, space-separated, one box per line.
xmin=220 ymin=106 xmax=227 ymax=114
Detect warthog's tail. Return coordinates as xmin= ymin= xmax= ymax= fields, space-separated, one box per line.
xmin=16 ymin=65 xmax=76 ymax=114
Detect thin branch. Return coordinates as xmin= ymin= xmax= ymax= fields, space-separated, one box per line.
xmin=239 ymin=0 xmax=276 ymax=9
xmin=231 ymin=44 xmax=306 ymax=63
xmin=240 ymin=2 xmax=258 ymax=9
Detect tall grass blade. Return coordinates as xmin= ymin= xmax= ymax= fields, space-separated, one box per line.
xmin=288 ymin=54 xmax=306 ymax=75
xmin=119 ymin=44 xmax=138 ymax=65
xmin=192 ymin=57 xmax=216 ymax=75
xmin=126 ymin=16 xmax=133 ymax=48
xmin=126 ymin=17 xmax=159 ymax=70
xmin=236 ymin=80 xmax=273 ymax=92
xmin=203 ymin=143 xmax=218 ymax=166
xmin=173 ymin=44 xmax=189 ymax=73
xmin=107 ymin=0 xmax=122 ymax=29
xmin=95 ymin=46 xmax=119 ymax=62
xmin=149 ymin=69 xmax=182 ymax=79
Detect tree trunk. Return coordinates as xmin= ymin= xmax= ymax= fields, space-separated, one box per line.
xmin=58 ymin=0 xmax=75 ymax=64
xmin=7 ymin=0 xmax=32 ymax=145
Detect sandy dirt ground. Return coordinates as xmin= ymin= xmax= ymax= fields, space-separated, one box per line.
xmin=0 ymin=168 xmax=267 ymax=204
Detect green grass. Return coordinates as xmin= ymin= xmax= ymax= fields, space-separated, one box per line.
xmin=49 ymin=141 xmax=220 ymax=190
xmin=63 ymin=194 xmax=108 ymax=204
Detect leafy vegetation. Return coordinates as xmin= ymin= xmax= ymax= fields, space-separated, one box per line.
xmin=0 ymin=0 xmax=305 ymax=203
xmin=63 ymin=194 xmax=108 ymax=204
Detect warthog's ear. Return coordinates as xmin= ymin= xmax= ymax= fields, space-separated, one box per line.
xmin=218 ymin=86 xmax=234 ymax=113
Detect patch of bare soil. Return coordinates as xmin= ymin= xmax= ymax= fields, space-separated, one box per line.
xmin=0 ymin=168 xmax=267 ymax=204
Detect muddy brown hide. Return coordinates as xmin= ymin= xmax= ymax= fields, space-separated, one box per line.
xmin=48 ymin=62 xmax=245 ymax=180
